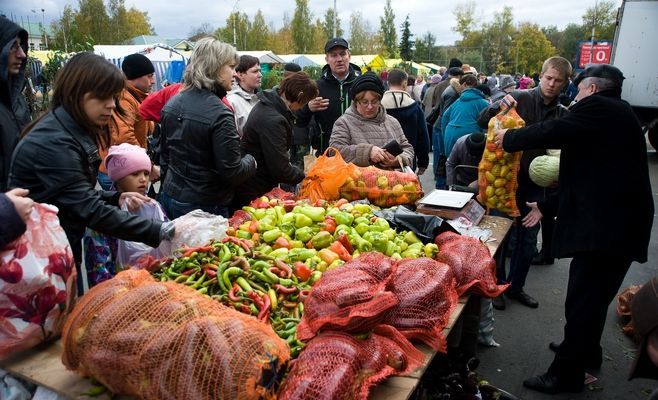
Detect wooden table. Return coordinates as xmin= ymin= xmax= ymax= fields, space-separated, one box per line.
xmin=0 ymin=216 xmax=512 ymax=400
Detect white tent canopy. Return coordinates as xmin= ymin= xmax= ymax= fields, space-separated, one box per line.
xmin=279 ymin=54 xmax=323 ymax=69
xmin=238 ymin=50 xmax=286 ymax=64
xmin=94 ymin=44 xmax=187 ymax=62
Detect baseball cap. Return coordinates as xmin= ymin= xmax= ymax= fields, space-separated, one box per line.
xmin=325 ymin=37 xmax=350 ymax=53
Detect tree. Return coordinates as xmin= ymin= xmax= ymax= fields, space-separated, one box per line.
xmin=509 ymin=23 xmax=556 ymax=75
xmin=216 ymin=11 xmax=250 ymax=49
xmin=269 ymin=13 xmax=294 ymax=54
xmin=349 ymin=11 xmax=371 ymax=55
xmin=50 ymin=5 xmax=77 ymax=52
xmin=398 ymin=15 xmax=413 ymax=61
xmin=558 ymin=23 xmax=589 ymax=66
xmin=291 ymin=0 xmax=314 ymax=53
xmin=480 ymin=6 xmax=515 ymax=73
xmin=311 ymin=19 xmax=327 ymax=53
xmin=452 ymin=2 xmax=476 ymax=43
xmin=74 ymin=0 xmax=110 ymax=46
xmin=414 ymin=32 xmax=436 ymax=62
xmin=322 ymin=8 xmax=343 ymax=40
xmin=248 ymin=10 xmax=271 ymax=50
xmin=189 ymin=23 xmax=215 ymax=42
xmin=379 ymin=0 xmax=397 ymax=58
xmin=582 ymin=0 xmax=617 ymax=41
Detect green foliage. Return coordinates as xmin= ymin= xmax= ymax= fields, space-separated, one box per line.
xmin=248 ymin=10 xmax=271 ymax=50
xmin=291 ymin=0 xmax=314 ymax=53
xmin=349 ymin=11 xmax=374 ymax=55
xmin=508 ymin=23 xmax=556 ymax=75
xmin=379 ymin=0 xmax=398 ymax=58
xmin=582 ymin=0 xmax=618 ymax=41
xmin=322 ymin=8 xmax=343 ymax=40
xmin=452 ymin=2 xmax=476 ymax=42
xmin=414 ymin=32 xmax=436 ymax=62
xmin=398 ymin=15 xmax=413 ymax=61
xmin=261 ymin=67 xmax=284 ymax=90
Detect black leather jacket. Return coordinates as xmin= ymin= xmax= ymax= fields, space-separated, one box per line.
xmin=8 ymin=107 xmax=163 ymax=261
xmin=159 ymin=86 xmax=256 ymax=206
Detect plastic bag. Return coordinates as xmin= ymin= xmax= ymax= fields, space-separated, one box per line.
xmin=299 ymin=147 xmax=357 ymax=204
xmin=160 ymin=210 xmax=228 ymax=257
xmin=477 ymin=105 xmax=524 ymax=217
xmin=375 ymin=206 xmax=450 ymax=244
xmin=340 ymin=166 xmax=423 ymax=207
xmin=0 ymin=203 xmax=76 ymax=360
xmin=115 ymin=202 xmax=167 ymax=269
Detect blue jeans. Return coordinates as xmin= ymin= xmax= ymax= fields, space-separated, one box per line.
xmin=432 ymin=125 xmax=446 ymax=189
xmin=159 ymin=191 xmax=229 ymax=219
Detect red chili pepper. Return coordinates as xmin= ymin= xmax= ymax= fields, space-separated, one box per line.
xmin=275 ymin=259 xmax=293 ymax=278
xmin=182 ymin=245 xmax=213 ymax=257
xmin=269 ymin=266 xmax=283 ymax=276
xmin=204 ymin=268 xmax=217 ymax=278
xmin=222 ymin=236 xmax=254 ymax=252
xmin=247 ymin=291 xmax=265 ymax=309
xmin=274 ymin=284 xmax=298 ymax=294
xmin=299 ymin=289 xmax=311 ymax=301
xmin=181 ymin=268 xmax=195 ymax=276
xmin=293 ymin=262 xmax=312 ymax=282
xmin=239 ymin=304 xmax=252 ymax=314
xmin=258 ymin=293 xmax=271 ymax=321
xmin=334 ymin=198 xmax=349 ymax=208
xmin=337 ymin=233 xmax=354 ymax=254
xmin=282 ymin=199 xmax=297 ymax=212
xmin=321 ymin=216 xmax=337 ymax=234
xmin=329 ymin=240 xmax=352 ymax=262
xmin=228 ymin=284 xmax=242 ymax=302
xmin=248 ymin=219 xmax=259 ymax=234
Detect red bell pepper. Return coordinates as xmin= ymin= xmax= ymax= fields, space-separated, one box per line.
xmin=329 ymin=240 xmax=352 ymax=262
xmin=273 ymin=236 xmax=292 ymax=250
xmin=321 ymin=216 xmax=337 ymax=234
xmin=293 ymin=261 xmax=312 ymax=281
xmin=337 ymin=233 xmax=354 ymax=254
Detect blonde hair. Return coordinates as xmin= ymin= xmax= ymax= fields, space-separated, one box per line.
xmin=541 ymin=56 xmax=573 ymax=80
xmin=184 ymin=37 xmax=239 ymax=91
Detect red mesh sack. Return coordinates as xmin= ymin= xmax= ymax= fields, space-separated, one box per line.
xmin=297 ymin=253 xmax=398 ymax=341
xmin=338 ymin=166 xmax=423 ymax=207
xmin=435 ymin=232 xmax=508 ymax=297
xmin=0 ymin=203 xmax=76 ymax=360
xmin=617 ymin=284 xmax=642 ymax=337
xmin=279 ymin=325 xmax=424 ymax=400
xmin=477 ymin=105 xmax=524 ymax=217
xmin=228 ymin=209 xmax=253 ymax=229
xmin=61 ymin=269 xmax=289 ymax=400
xmin=382 ymin=258 xmax=459 ymax=351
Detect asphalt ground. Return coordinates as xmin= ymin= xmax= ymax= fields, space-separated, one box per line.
xmin=418 ymin=147 xmax=658 ymax=399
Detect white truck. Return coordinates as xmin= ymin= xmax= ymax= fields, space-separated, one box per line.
xmin=610 ymin=0 xmax=658 ymax=150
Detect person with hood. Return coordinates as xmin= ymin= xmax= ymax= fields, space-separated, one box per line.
xmin=329 ymin=72 xmax=414 ymax=168
xmin=446 ymin=132 xmax=486 ymax=187
xmin=381 ymin=68 xmax=429 ymax=174
xmin=227 ymin=54 xmax=261 ymax=136
xmin=158 ymin=38 xmax=256 ymax=218
xmin=494 ymin=64 xmax=653 ymax=394
xmin=0 ymin=16 xmax=30 ymax=192
xmin=233 ymin=72 xmax=318 ymax=207
xmin=491 ymin=74 xmax=516 ymax=102
xmin=440 ymin=74 xmax=484 ymax=158
xmin=296 ymin=38 xmax=361 ymax=155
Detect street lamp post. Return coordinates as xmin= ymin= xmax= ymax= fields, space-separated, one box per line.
xmin=41 ymin=9 xmax=48 ymax=49
xmin=232 ymin=0 xmax=239 ymax=48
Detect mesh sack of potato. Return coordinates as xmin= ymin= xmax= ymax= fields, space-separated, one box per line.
xmin=61 ymin=269 xmax=289 ymax=400
xmin=477 ymin=105 xmax=525 ymax=217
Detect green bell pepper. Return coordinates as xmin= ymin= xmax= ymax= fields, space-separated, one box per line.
xmin=334 ymin=211 xmax=354 ymax=226
xmin=310 ymin=231 xmax=333 ymax=249
xmin=262 ymin=228 xmax=283 ymax=243
xmin=294 ymin=213 xmax=314 ymax=228
xmin=295 ymin=226 xmax=315 ymax=243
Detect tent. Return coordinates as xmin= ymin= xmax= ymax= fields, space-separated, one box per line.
xmin=238 ymin=51 xmax=286 ymax=65
xmin=279 ymin=54 xmax=323 ymax=69
xmin=421 ymin=62 xmax=443 ymax=74
xmin=350 ymin=54 xmax=387 ymax=72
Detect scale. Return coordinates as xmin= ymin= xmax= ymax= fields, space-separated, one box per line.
xmin=416 ymin=189 xmax=485 ymax=225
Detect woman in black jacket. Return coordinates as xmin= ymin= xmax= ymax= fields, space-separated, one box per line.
xmin=9 ymin=52 xmax=173 ymax=294
xmin=233 ymin=72 xmax=318 ymax=207
xmin=159 ymin=37 xmax=256 ymax=218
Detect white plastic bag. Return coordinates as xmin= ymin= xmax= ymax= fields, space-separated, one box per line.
xmin=115 ymin=202 xmax=167 ymax=270
xmin=0 ymin=203 xmax=76 ymax=360
xmin=161 ymin=210 xmax=228 ymax=256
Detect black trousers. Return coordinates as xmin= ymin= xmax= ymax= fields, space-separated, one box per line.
xmin=548 ymin=252 xmax=632 ymax=383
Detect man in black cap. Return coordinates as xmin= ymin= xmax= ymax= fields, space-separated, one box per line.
xmin=445 ymin=131 xmax=485 ymax=187
xmin=629 ymin=276 xmax=658 ymax=400
xmin=98 ymin=53 xmax=156 ymax=190
xmin=296 ymin=37 xmax=361 ymax=155
xmin=494 ymin=64 xmax=654 ymax=394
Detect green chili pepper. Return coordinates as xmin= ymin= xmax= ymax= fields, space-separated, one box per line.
xmin=334 ymin=211 xmax=354 ymax=226
xmin=297 ymin=206 xmax=326 ymax=222
xmin=268 ymin=247 xmax=289 ymax=259
xmin=281 ymin=212 xmax=295 ymax=225
xmin=288 ymin=248 xmax=317 ymax=262
xmin=354 ymin=222 xmax=370 ymax=236
xmin=278 ymin=278 xmax=293 ymax=287
xmin=235 ymin=276 xmax=253 ymax=292
xmin=262 ymin=228 xmax=283 ymax=243
xmin=262 ymin=268 xmax=281 ymax=284
xmin=222 ymin=267 xmax=243 ymax=289
xmin=236 ymin=230 xmax=252 ymax=239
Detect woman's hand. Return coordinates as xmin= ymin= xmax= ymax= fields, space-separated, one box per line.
xmin=379 ymin=153 xmax=401 ymax=169
xmin=6 ymin=188 xmax=34 ymax=223
xmin=522 ymin=202 xmax=543 ymax=228
xmin=119 ymin=192 xmax=152 ymax=211
xmin=369 ymin=146 xmax=389 ymax=164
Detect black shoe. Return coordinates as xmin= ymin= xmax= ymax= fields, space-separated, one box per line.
xmin=492 ymin=295 xmax=506 ymax=310
xmin=523 ymin=372 xmax=583 ymax=394
xmin=548 ymin=342 xmax=603 ymax=369
xmin=505 ymin=290 xmax=539 ymax=308
xmin=532 ymin=252 xmax=554 ymax=265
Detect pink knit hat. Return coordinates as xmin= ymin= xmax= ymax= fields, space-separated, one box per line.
xmin=105 ymin=143 xmax=152 ymax=182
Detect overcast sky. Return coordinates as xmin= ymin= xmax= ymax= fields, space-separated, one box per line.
xmin=2 ymin=0 xmax=619 ymax=46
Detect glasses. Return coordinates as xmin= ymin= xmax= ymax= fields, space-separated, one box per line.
xmin=356 ymin=99 xmax=380 ymax=107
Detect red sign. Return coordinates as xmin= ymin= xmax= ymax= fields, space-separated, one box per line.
xmin=578 ymin=42 xmax=612 ymax=68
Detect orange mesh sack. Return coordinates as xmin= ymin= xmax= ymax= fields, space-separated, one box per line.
xmin=296 ymin=252 xmax=398 ymax=341
xmin=381 ymin=258 xmax=459 ymax=351
xmin=299 ymin=147 xmax=357 ymax=203
xmin=61 ymin=269 xmax=289 ymax=400
xmin=338 ymin=166 xmax=423 ymax=207
xmin=617 ymin=284 xmax=642 ymax=337
xmin=477 ymin=105 xmax=525 ymax=217
xmin=435 ymin=232 xmax=509 ymax=297
xmin=278 ymin=325 xmax=424 ymax=400
xmin=0 ymin=203 xmax=76 ymax=360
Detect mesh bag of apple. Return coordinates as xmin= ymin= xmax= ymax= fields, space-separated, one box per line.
xmin=338 ymin=166 xmax=423 ymax=207
xmin=477 ymin=105 xmax=525 ymax=217
xmin=61 ymin=269 xmax=290 ymax=400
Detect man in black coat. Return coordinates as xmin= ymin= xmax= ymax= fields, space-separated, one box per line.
xmin=494 ymin=64 xmax=654 ymax=394
xmin=296 ymin=38 xmax=361 ymax=155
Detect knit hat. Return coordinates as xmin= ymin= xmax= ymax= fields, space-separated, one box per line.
xmin=448 ymin=58 xmax=463 ymax=69
xmin=628 ymin=276 xmax=658 ymax=381
xmin=430 ymin=74 xmax=442 ymax=85
xmin=105 ymin=143 xmax=152 ymax=182
xmin=349 ymin=72 xmax=385 ymax=100
xmin=448 ymin=67 xmax=464 ymax=77
xmin=498 ymin=74 xmax=516 ymax=90
xmin=465 ymin=132 xmax=486 ymax=156
xmin=283 ymin=62 xmax=302 ymax=72
xmin=121 ymin=53 xmax=155 ymax=80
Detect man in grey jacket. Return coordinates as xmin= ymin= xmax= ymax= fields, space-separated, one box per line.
xmin=0 ymin=16 xmax=30 ymax=192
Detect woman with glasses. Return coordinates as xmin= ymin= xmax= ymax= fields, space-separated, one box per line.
xmin=329 ymin=72 xmax=414 ymax=169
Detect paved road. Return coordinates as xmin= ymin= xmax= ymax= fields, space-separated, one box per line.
xmin=418 ymin=149 xmax=658 ymax=399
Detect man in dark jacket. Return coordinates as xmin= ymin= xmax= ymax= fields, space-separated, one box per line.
xmin=381 ymin=68 xmax=429 ymax=174
xmin=296 ymin=38 xmax=361 ymax=155
xmin=0 ymin=17 xmax=30 ymax=192
xmin=494 ymin=64 xmax=654 ymax=394
xmin=478 ymin=56 xmax=572 ymax=310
